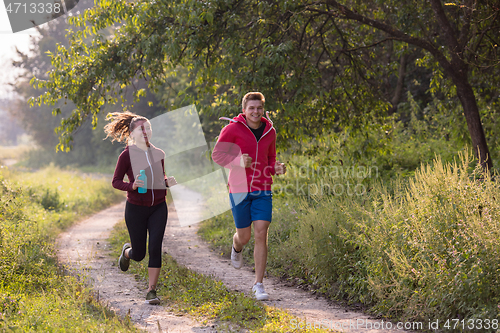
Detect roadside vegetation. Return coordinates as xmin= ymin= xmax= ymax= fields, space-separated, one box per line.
xmin=200 ymin=129 xmax=500 ymax=329
xmin=0 ymin=164 xmax=134 ymax=331
xmin=4 ymin=0 xmax=499 ymax=329
xmin=0 ymin=145 xmax=33 ymax=164
xmin=108 ymin=221 xmax=331 ymax=332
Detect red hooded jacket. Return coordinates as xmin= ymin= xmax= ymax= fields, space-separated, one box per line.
xmin=212 ymin=113 xmax=277 ymax=193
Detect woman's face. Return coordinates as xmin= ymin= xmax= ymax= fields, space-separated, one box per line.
xmin=130 ymin=120 xmax=152 ymax=146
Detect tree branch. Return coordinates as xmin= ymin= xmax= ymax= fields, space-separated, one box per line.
xmin=428 ymin=0 xmax=463 ymax=64
xmin=342 ymin=37 xmax=399 ymax=52
xmin=458 ymin=0 xmax=474 ymax=49
xmin=311 ymin=1 xmax=459 ymax=81
xmin=319 ymin=1 xmax=438 ymax=51
xmin=468 ymin=9 xmax=500 ymax=64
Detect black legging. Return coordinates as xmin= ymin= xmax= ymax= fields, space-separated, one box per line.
xmin=125 ymin=201 xmax=168 ymax=268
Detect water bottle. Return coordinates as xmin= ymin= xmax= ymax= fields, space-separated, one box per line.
xmin=138 ymin=170 xmax=147 ymax=193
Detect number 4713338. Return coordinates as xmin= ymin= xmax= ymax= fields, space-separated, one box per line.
xmin=5 ymin=2 xmax=62 ymax=14
xmin=443 ymin=318 xmax=498 ymax=330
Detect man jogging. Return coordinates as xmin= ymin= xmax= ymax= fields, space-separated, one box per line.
xmin=212 ymin=92 xmax=286 ymax=300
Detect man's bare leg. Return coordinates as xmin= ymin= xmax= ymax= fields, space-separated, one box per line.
xmin=253 ymin=220 xmax=270 ymax=284
xmin=233 ymin=226 xmax=251 ymax=251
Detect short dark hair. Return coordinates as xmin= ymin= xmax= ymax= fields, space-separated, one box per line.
xmin=242 ymin=92 xmax=265 ymax=110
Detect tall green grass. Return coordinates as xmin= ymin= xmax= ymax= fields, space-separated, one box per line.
xmin=0 ymin=165 xmax=135 ymax=331
xmin=361 ymin=154 xmax=500 ymax=321
xmin=200 ymin=151 xmax=500 ymax=327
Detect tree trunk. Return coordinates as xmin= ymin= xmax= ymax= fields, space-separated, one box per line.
xmin=389 ymin=53 xmax=408 ymax=114
xmin=453 ymin=77 xmax=492 ymax=170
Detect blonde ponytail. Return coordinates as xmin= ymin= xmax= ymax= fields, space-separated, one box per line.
xmin=103 ymin=111 xmax=148 ymax=143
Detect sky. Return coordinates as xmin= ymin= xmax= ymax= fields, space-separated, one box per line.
xmin=0 ymin=0 xmax=89 ymax=99
xmin=0 ymin=0 xmax=43 ymax=99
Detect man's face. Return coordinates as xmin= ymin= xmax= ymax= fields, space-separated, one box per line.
xmin=243 ymin=100 xmax=264 ymax=126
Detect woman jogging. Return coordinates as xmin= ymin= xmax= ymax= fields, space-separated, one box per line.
xmin=104 ymin=111 xmax=176 ymax=305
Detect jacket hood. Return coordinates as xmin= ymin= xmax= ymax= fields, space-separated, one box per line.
xmin=126 ymin=143 xmax=159 ymax=151
xmin=219 ymin=111 xmax=274 ymax=132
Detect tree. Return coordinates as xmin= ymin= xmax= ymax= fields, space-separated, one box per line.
xmin=10 ymin=3 xmax=165 ymax=167
xmin=32 ymin=0 xmax=499 ymax=168
xmin=0 ymin=99 xmax=25 ymax=145
xmin=318 ymin=0 xmax=499 ymax=169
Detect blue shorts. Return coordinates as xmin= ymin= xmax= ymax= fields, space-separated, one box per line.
xmin=229 ymin=191 xmax=272 ymax=229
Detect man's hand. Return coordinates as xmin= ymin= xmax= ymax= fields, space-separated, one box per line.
xmin=240 ymin=154 xmax=252 ymax=168
xmin=166 ymin=176 xmax=177 ymax=187
xmin=275 ymin=161 xmax=286 ymax=175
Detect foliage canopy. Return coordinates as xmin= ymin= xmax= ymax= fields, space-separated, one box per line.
xmin=31 ymin=0 xmax=500 ymax=168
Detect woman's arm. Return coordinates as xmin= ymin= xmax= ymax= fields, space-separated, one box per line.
xmin=161 ymin=158 xmax=177 ymax=188
xmin=112 ymin=151 xmax=135 ymax=191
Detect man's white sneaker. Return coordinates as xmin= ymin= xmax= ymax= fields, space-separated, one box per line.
xmin=231 ymin=246 xmax=243 ymax=269
xmin=252 ymin=283 xmax=269 ymax=301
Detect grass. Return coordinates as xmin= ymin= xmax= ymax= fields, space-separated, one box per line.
xmin=0 ymin=164 xmax=136 ymax=332
xmin=108 ymin=220 xmax=333 ymax=332
xmin=6 ymin=164 xmax=123 ymax=234
xmin=1 ymin=283 xmax=138 ymax=332
xmin=0 ymin=145 xmax=34 ymax=163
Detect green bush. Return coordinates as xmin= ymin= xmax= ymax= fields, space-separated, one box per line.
xmin=363 ymin=153 xmax=500 ymax=321
xmin=40 ymin=188 xmax=64 ymax=211
xmin=277 ymin=152 xmax=500 ymax=322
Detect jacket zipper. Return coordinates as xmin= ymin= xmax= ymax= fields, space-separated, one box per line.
xmin=144 ymin=150 xmax=154 ymax=206
xmin=239 ymin=121 xmax=273 ymax=192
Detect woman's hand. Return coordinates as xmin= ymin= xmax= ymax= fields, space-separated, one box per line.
xmin=166 ymin=176 xmax=177 ymax=187
xmin=132 ymin=176 xmax=144 ymax=190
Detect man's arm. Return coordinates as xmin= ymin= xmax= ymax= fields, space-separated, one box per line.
xmin=267 ymin=132 xmax=286 ymax=175
xmin=267 ymin=133 xmax=277 ymax=175
xmin=212 ymin=126 xmax=243 ymax=169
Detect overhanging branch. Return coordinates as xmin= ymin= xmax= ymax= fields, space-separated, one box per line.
xmin=307 ymin=1 xmax=457 ymax=79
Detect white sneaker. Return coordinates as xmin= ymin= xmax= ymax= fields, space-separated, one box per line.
xmin=231 ymin=246 xmax=243 ymax=269
xmin=252 ymin=283 xmax=269 ymax=301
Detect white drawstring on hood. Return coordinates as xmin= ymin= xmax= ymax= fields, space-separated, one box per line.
xmin=219 ymin=117 xmax=238 ymax=123
xmin=265 ymin=111 xmax=273 ymax=126
xmin=219 ymin=111 xmax=273 ymax=125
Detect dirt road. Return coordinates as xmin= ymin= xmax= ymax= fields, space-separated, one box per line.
xmin=57 ymin=198 xmax=408 ymax=333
